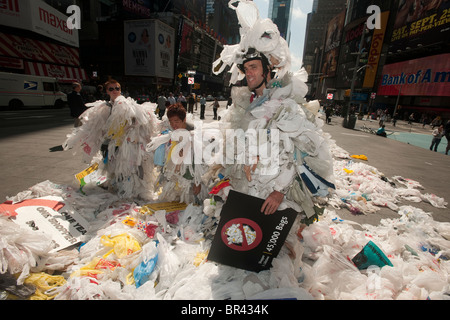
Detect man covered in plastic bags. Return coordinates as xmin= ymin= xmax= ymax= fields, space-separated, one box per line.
xmin=209 ymin=0 xmax=335 ymax=225
xmin=63 ymin=79 xmax=160 ymax=200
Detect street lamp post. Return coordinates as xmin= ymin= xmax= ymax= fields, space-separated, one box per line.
xmin=393 ymin=84 xmax=402 ymax=122
xmin=344 ymin=23 xmax=367 ymax=129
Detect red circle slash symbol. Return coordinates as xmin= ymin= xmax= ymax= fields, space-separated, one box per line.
xmin=221 ymin=218 xmax=263 ymax=252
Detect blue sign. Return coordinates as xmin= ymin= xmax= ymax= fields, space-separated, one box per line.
xmin=24 ymin=81 xmax=38 ymax=91
xmin=351 ymin=92 xmax=368 ymax=101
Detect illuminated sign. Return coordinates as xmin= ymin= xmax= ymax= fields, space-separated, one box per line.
xmin=378 ymin=54 xmax=450 ymax=97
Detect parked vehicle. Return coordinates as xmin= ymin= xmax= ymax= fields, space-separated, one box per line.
xmin=0 ymin=72 xmax=67 ymax=110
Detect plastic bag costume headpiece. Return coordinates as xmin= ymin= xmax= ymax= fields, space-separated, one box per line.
xmin=213 ymin=0 xmax=292 ymax=84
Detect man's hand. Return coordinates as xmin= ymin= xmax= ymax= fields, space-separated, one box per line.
xmin=261 ymin=191 xmax=284 ymax=215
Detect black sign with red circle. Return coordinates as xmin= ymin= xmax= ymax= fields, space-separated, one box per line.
xmin=221 ymin=218 xmax=263 ymax=252
xmin=208 ymin=190 xmax=297 ymax=272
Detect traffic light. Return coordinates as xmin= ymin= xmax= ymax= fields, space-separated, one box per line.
xmin=359 ymin=52 xmax=368 ymax=65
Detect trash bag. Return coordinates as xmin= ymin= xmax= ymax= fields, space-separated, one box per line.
xmin=100 ymin=233 xmax=142 ymax=259
xmin=133 ymin=241 xmax=158 ymax=288
xmin=352 ymin=241 xmax=394 ymax=270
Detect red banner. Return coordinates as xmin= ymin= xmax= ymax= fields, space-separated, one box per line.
xmin=377 ymin=54 xmax=450 ymax=97
xmin=0 ymin=56 xmax=23 ymax=70
xmin=0 ymin=32 xmax=80 ymax=66
xmin=25 ymin=61 xmax=87 ymax=83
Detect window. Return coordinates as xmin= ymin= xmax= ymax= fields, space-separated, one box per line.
xmin=43 ymin=82 xmax=55 ymax=92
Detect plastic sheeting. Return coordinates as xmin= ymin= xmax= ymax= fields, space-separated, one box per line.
xmin=63 ymin=96 xmax=160 ymax=200
xmin=1 ymin=137 xmax=449 ymax=300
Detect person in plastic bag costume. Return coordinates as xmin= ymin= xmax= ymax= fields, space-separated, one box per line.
xmin=209 ymin=0 xmax=336 ymax=225
xmin=63 ymin=79 xmax=160 ymax=200
xmin=147 ymin=103 xmax=208 ymax=205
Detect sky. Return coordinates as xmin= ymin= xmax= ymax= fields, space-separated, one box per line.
xmin=252 ymin=0 xmax=313 ymax=72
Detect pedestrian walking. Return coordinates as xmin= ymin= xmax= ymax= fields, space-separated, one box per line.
xmin=379 ymin=112 xmax=386 ymax=127
xmin=408 ymin=113 xmax=415 ymax=125
xmin=200 ymin=94 xmax=206 ymax=120
xmin=421 ymin=114 xmax=428 ymax=128
xmin=188 ymin=94 xmax=195 ymax=114
xmin=325 ymin=105 xmax=333 ymax=124
xmin=392 ymin=112 xmax=398 ymax=127
xmin=157 ymin=93 xmax=167 ymax=119
xmin=444 ymin=121 xmax=450 ymax=155
xmin=67 ymin=82 xmax=87 ymax=127
xmin=430 ymin=125 xmax=444 ymax=152
xmin=212 ymin=98 xmax=219 ymax=120
xmin=167 ymin=92 xmax=176 ymax=105
xmin=431 ymin=116 xmax=442 ymax=129
xmin=177 ymin=93 xmax=187 ymax=110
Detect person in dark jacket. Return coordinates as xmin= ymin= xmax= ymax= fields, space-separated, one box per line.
xmin=67 ymin=82 xmax=87 ymax=127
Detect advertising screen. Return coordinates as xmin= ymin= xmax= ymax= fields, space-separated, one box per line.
xmin=389 ymin=0 xmax=450 ymax=52
xmin=377 ymin=53 xmax=450 ymax=97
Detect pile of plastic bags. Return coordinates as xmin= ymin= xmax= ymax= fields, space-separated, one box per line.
xmin=1 ymin=138 xmax=449 ymax=300
xmin=328 ymin=142 xmax=448 ymax=214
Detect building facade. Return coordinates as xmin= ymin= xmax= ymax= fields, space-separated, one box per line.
xmin=269 ymin=0 xmax=293 ymax=45
xmin=0 ymin=0 xmax=88 ymax=91
xmin=20 ymin=0 xmax=238 ymax=97
xmin=302 ymin=0 xmax=348 ymax=98
xmin=312 ymin=0 xmax=450 ymax=121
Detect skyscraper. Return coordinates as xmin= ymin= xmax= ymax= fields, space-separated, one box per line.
xmin=302 ymin=0 xmax=347 ymax=97
xmin=269 ymin=0 xmax=293 ymax=45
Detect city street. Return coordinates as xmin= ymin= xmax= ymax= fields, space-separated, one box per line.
xmin=1 ymin=0 xmax=449 ymax=303
xmin=1 ymin=103 xmax=448 ymax=227
xmin=0 ymin=101 xmax=227 ymax=202
xmin=323 ymin=115 xmax=450 ymax=225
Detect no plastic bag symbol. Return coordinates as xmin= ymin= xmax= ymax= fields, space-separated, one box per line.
xmin=221 ymin=218 xmax=263 ymax=251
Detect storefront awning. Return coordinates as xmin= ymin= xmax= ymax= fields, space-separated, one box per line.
xmin=25 ymin=61 xmax=88 ymax=83
xmin=0 ymin=56 xmax=24 ymax=70
xmin=0 ymin=32 xmax=80 ymax=66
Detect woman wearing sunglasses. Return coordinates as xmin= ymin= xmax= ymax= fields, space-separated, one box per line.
xmin=64 ymin=79 xmax=161 ymax=200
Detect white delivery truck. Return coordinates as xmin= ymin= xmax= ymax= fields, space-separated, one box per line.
xmin=0 ymin=72 xmax=67 ymax=110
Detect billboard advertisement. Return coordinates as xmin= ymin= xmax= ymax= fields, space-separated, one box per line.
xmin=362 ymin=11 xmax=389 ymax=89
xmin=322 ymin=11 xmax=345 ymax=78
xmin=377 ymin=53 xmax=450 ymax=97
xmin=0 ymin=0 xmax=79 ymax=47
xmin=389 ymin=0 xmax=450 ymax=52
xmin=179 ymin=18 xmax=195 ymax=59
xmin=124 ymin=20 xmax=175 ymax=79
xmin=324 ymin=10 xmax=346 ymax=53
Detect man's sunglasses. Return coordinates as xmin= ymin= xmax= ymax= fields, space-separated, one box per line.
xmin=108 ymin=87 xmax=121 ymax=92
